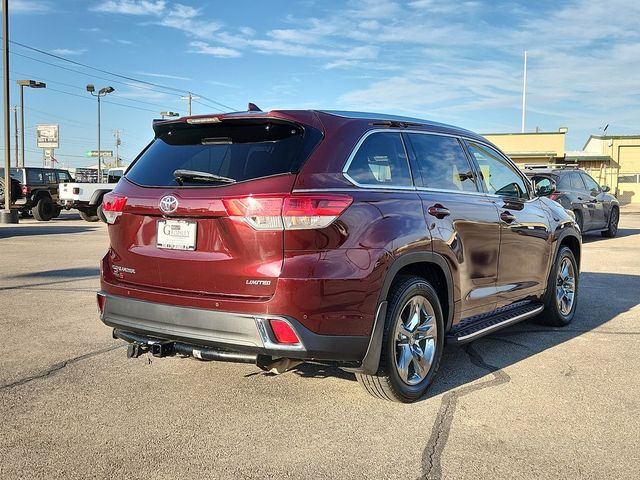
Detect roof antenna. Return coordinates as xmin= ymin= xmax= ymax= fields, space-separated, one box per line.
xmin=247 ymin=102 xmax=262 ymax=112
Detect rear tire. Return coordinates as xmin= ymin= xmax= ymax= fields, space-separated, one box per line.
xmin=33 ymin=196 xmax=55 ymax=221
xmin=601 ymin=207 xmax=619 ymax=238
xmin=79 ymin=208 xmax=99 ymax=222
xmin=97 ymin=203 xmax=107 ymax=223
xmin=537 ymin=246 xmax=578 ymax=327
xmin=356 ymin=275 xmax=444 ymax=403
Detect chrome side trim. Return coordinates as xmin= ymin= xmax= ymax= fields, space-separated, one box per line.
xmin=455 ymin=305 xmax=544 ymax=342
xmin=341 ymin=128 xmax=504 ymax=191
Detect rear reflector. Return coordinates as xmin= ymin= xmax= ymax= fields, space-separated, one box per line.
xmin=269 ymin=319 xmax=300 ymax=344
xmin=222 ymin=194 xmax=352 ymax=231
xmin=102 ymin=193 xmax=128 ymax=224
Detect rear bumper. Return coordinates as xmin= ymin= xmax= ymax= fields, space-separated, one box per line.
xmin=99 ymin=292 xmax=368 ymax=362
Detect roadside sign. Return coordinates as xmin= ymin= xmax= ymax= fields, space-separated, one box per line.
xmin=86 ymin=150 xmax=114 ymax=158
xmin=36 ymin=124 xmax=59 ymax=148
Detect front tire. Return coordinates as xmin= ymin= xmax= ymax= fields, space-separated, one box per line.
xmin=356 ymin=276 xmax=444 ymax=403
xmin=537 ymin=246 xmax=578 ymax=327
xmin=601 ymin=207 xmax=619 ymax=238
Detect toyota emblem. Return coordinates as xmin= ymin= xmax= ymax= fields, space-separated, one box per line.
xmin=159 ymin=195 xmax=179 ymax=214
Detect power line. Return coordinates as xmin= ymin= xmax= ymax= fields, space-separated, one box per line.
xmin=9 ymin=40 xmax=238 ymax=111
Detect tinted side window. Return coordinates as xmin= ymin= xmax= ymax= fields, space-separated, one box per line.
xmin=570 ymin=173 xmax=586 ymax=190
xmin=467 ymin=142 xmax=528 ymax=199
xmin=44 ymin=171 xmax=57 ymax=184
xmin=57 ymin=171 xmax=71 ymax=182
xmin=27 ymin=169 xmax=44 ymax=184
xmin=557 ymin=173 xmax=572 ymax=190
xmin=346 ymin=132 xmax=411 ymax=186
xmin=406 ymin=134 xmax=477 ymax=192
xmin=581 ymin=173 xmax=600 ymax=192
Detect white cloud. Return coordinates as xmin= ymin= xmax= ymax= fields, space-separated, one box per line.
xmin=10 ymin=0 xmax=51 ymax=13
xmin=189 ymin=41 xmax=241 ymax=58
xmin=136 ymin=71 xmax=192 ymax=81
xmin=50 ymin=48 xmax=87 ymax=56
xmin=92 ymin=0 xmax=165 ymax=16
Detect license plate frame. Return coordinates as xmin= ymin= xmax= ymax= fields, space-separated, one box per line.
xmin=156 ymin=219 xmax=197 ymax=251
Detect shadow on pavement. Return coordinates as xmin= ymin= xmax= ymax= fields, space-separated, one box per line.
xmin=284 ymin=271 xmax=640 ymax=395
xmin=582 ymin=228 xmax=640 ymax=243
xmin=0 ymin=225 xmax=98 ymax=239
xmin=7 ymin=267 xmax=101 ymax=279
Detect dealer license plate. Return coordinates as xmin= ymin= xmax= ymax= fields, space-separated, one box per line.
xmin=156 ymin=219 xmax=197 ymax=251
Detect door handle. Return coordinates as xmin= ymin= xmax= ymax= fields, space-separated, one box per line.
xmin=427 ymin=204 xmax=450 ymax=219
xmin=500 ymin=211 xmax=516 ymax=223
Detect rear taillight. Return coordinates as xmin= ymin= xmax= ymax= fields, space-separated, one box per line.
xmin=21 ymin=185 xmax=27 ymax=195
xmin=550 ymin=192 xmax=561 ymax=201
xmin=72 ymin=187 xmax=80 ymax=195
xmin=269 ymin=319 xmax=300 ymax=344
xmin=222 ymin=194 xmax=352 ymax=231
xmin=101 ymin=193 xmax=127 ymax=224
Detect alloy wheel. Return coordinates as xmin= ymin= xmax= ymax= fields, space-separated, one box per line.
xmin=394 ymin=295 xmax=437 ymax=386
xmin=556 ymin=257 xmax=576 ymax=316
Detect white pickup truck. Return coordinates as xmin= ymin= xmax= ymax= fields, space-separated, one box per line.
xmin=59 ymin=168 xmax=125 ymax=222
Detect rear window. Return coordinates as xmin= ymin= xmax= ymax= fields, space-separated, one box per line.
xmin=126 ymin=120 xmax=322 ymax=187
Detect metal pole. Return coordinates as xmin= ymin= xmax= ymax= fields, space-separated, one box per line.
xmin=13 ymin=106 xmax=18 ymax=167
xmin=521 ymin=50 xmax=527 ymax=133
xmin=2 ymin=0 xmax=15 ymax=220
xmin=19 ymin=85 xmax=24 ymax=167
xmin=97 ymin=94 xmax=102 ymax=182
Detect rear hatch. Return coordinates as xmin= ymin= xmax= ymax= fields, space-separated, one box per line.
xmin=104 ymin=116 xmax=323 ymax=299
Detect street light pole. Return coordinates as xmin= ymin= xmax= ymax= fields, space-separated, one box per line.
xmin=1 ymin=0 xmax=17 ymax=223
xmin=17 ymin=80 xmax=46 ymax=168
xmin=86 ymin=84 xmax=114 ymax=182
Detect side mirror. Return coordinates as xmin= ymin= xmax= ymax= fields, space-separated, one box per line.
xmin=534 ymin=178 xmax=556 ymax=197
xmin=601 ymin=185 xmax=610 ymax=193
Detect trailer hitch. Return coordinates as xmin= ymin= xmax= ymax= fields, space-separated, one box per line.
xmin=150 ymin=341 xmax=175 ymax=358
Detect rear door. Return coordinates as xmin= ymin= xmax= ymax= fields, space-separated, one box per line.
xmin=580 ymin=172 xmax=606 ymax=229
xmin=465 ymin=141 xmax=552 ymax=307
xmin=105 ymin=118 xmax=322 ymax=300
xmin=405 ymin=133 xmax=501 ymax=318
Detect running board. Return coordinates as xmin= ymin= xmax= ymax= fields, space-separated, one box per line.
xmin=447 ymin=303 xmax=544 ymax=345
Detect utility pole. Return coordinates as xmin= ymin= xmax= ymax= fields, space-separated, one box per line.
xmin=180 ymin=92 xmax=199 ymax=116
xmin=113 ymin=129 xmax=122 ymax=167
xmin=521 ymin=50 xmax=527 ymax=133
xmin=12 ymin=106 xmax=18 ymax=168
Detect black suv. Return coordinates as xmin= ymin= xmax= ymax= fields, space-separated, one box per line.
xmin=0 ymin=167 xmax=73 ymax=221
xmin=525 ymin=166 xmax=619 ymax=237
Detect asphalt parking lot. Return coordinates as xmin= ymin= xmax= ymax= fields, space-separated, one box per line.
xmin=1 ymin=211 xmax=639 ymax=479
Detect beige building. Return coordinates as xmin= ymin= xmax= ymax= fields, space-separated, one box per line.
xmin=483 ymin=130 xmax=640 ymax=204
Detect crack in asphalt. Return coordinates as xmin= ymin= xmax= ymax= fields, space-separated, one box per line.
xmin=497 ymin=328 xmax=640 ymax=337
xmin=0 ymin=344 xmax=123 ymax=391
xmin=420 ymin=344 xmax=512 ymax=480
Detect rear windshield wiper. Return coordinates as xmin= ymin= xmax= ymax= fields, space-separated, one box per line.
xmin=173 ymin=169 xmax=236 ymax=185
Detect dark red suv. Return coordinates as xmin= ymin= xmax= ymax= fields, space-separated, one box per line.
xmin=98 ymin=109 xmax=581 ymax=402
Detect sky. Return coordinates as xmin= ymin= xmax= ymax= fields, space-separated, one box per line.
xmin=2 ymin=0 xmax=640 ymax=169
